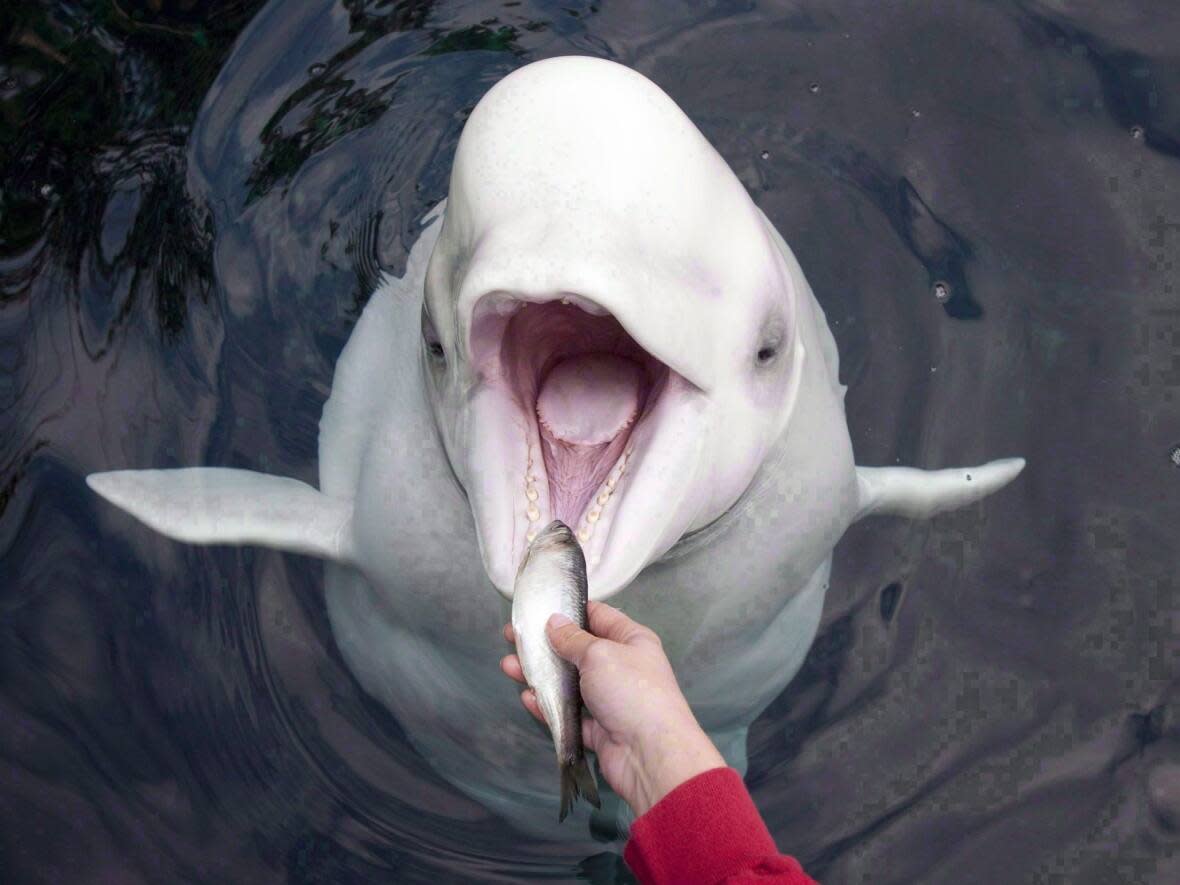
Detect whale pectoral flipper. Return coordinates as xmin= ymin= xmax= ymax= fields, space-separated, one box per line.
xmin=87 ymin=468 xmax=355 ymax=563
xmin=855 ymin=457 xmax=1025 ymax=520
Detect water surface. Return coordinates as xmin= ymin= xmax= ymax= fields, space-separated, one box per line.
xmin=2 ymin=1 xmax=1178 ymax=882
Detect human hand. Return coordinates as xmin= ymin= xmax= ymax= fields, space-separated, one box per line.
xmin=500 ymin=600 xmax=726 ymax=816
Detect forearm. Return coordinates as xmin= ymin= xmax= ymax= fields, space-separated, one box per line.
xmin=630 ymin=716 xmax=727 ymax=816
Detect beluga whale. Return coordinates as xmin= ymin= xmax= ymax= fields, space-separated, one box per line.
xmin=88 ymin=56 xmax=1024 ymax=840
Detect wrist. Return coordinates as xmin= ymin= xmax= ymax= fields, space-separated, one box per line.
xmin=630 ymin=717 xmax=726 ymax=816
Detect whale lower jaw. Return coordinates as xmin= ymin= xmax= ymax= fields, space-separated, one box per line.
xmin=463 ymin=294 xmax=709 ymax=600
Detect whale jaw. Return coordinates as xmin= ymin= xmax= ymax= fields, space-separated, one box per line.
xmin=462 ymin=293 xmax=709 ymax=600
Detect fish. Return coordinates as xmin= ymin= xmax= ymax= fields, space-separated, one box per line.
xmin=511 ymin=520 xmax=602 ymax=821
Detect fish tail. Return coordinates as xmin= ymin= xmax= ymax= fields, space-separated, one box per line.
xmin=558 ymin=755 xmax=601 ymax=822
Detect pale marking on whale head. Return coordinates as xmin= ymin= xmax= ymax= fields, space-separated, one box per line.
xmin=419 ymin=57 xmax=806 ymax=600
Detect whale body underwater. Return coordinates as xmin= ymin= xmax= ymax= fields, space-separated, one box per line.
xmin=88 ymin=57 xmax=1024 ymax=840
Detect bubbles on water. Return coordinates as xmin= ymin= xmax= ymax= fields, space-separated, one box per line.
xmin=808 ymin=82 xmax=821 ymax=94
xmin=1131 ymin=124 xmax=1146 ymax=141
xmin=760 ymin=150 xmax=770 ymax=160
xmin=1169 ymin=445 xmax=1180 ymax=467
xmin=933 ymin=280 xmax=952 ymax=303
xmin=308 ymin=63 xmax=326 ymax=77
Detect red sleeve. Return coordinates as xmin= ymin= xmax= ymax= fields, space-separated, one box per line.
xmin=623 ymin=766 xmax=818 ymax=885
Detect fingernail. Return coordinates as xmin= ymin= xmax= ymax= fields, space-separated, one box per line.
xmin=548 ymin=613 xmax=573 ymax=629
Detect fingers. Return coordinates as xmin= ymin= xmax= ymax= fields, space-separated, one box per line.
xmin=587 ymin=600 xmax=654 ymax=646
xmin=502 ymin=623 xmax=515 ymax=644
xmin=582 ymin=715 xmax=603 ymax=755
xmin=503 ymin=653 xmax=539 ymax=724
xmin=546 ymin=614 xmax=599 ymax=667
xmin=520 ymin=688 xmax=544 ymax=723
xmin=499 ymin=653 xmax=525 ymax=684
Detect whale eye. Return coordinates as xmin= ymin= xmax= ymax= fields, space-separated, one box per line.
xmin=422 ymin=305 xmax=445 ymax=363
xmin=755 ymin=321 xmax=785 ymax=368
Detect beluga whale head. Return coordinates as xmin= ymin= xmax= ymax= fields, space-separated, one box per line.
xmin=422 ymin=57 xmax=805 ymax=598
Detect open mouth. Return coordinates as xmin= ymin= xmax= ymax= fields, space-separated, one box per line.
xmin=465 ymin=291 xmax=703 ymax=596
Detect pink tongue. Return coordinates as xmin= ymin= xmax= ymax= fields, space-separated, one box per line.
xmin=536 ymin=354 xmax=642 ymax=526
xmin=537 ymin=354 xmax=642 ymax=444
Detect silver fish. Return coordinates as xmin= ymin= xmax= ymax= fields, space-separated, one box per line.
xmin=511 ymin=520 xmax=601 ymax=821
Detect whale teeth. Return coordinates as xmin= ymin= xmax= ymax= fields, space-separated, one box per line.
xmin=522 ymin=443 xmax=636 ymax=554
xmin=557 ymin=293 xmax=610 ymax=317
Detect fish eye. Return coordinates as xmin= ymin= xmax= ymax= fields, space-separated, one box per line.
xmin=756 ymin=345 xmax=778 ymax=364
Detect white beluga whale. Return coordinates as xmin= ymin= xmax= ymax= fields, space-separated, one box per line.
xmin=88 ymin=56 xmax=1024 ymax=840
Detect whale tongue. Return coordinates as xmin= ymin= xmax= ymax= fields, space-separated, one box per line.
xmin=536 ymin=354 xmax=641 ymax=526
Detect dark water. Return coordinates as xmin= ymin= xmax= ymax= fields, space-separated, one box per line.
xmin=2 ymin=1 xmax=1179 ymax=882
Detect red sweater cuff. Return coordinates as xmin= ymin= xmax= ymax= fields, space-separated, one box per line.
xmin=623 ymin=766 xmax=815 ymax=884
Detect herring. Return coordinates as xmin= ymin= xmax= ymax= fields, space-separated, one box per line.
xmin=511 ymin=520 xmax=601 ymax=821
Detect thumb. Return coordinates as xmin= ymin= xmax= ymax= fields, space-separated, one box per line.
xmin=546 ymin=613 xmax=598 ymax=667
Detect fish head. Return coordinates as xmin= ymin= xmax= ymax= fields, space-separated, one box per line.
xmin=420 ymin=57 xmax=808 ymax=600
